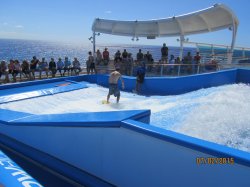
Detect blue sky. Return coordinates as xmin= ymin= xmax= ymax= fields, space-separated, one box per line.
xmin=0 ymin=0 xmax=250 ymax=47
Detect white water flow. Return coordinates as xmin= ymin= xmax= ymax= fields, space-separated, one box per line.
xmin=1 ymin=83 xmax=250 ymax=152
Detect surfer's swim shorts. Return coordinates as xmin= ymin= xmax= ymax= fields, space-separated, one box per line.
xmin=108 ymin=84 xmax=120 ymax=97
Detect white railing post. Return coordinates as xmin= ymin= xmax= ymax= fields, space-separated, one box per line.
xmin=242 ymin=48 xmax=245 ymax=58
xmin=92 ymin=32 xmax=96 ymax=54
xmin=177 ymin=64 xmax=181 ymax=76
xmin=197 ymin=64 xmax=200 ymax=74
xmin=160 ymin=64 xmax=163 ymax=76
xmin=179 ymin=35 xmax=184 ymax=60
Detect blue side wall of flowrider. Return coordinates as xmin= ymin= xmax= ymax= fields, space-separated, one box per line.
xmin=95 ymin=69 xmax=238 ymax=95
xmin=0 ymin=69 xmax=250 ymax=187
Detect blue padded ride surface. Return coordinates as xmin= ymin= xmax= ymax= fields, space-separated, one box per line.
xmin=0 ymin=81 xmax=88 ymax=104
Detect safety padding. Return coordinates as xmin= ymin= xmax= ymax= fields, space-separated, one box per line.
xmin=0 ymin=109 xmax=31 ymax=124
xmin=0 ymin=81 xmax=89 ymax=104
xmin=6 ymin=110 xmax=151 ymax=126
xmin=0 ymin=150 xmax=42 ymax=187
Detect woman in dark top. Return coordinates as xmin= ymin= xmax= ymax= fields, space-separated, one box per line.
xmin=49 ymin=58 xmax=57 ymax=78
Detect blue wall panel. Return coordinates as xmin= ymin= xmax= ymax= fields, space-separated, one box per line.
xmin=90 ymin=69 xmax=238 ymax=95
xmin=141 ymin=69 xmax=237 ymax=95
xmin=236 ymin=69 xmax=250 ymax=83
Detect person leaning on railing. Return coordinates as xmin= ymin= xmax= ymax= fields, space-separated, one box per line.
xmin=103 ymin=48 xmax=110 ymax=65
xmin=145 ymin=51 xmax=153 ymax=72
xmin=121 ymin=49 xmax=129 ymax=75
xmin=161 ymin=43 xmax=168 ymax=62
xmin=183 ymin=52 xmax=193 ymax=74
xmin=8 ymin=60 xmax=15 ymax=80
xmin=30 ymin=56 xmax=39 ymax=80
xmin=88 ymin=51 xmax=96 ymax=74
xmin=0 ymin=60 xmax=9 ymax=83
xmin=156 ymin=59 xmax=162 ymax=73
xmin=114 ymin=58 xmax=121 ymax=72
xmin=38 ymin=57 xmax=49 ymax=79
xmin=205 ymin=58 xmax=218 ymax=71
xmin=122 ymin=49 xmax=128 ymax=59
xmin=63 ymin=57 xmax=73 ymax=76
xmin=49 ymin=58 xmax=57 ymax=78
xmin=135 ymin=63 xmax=146 ymax=94
xmin=96 ymin=49 xmax=102 ymax=65
xmin=136 ymin=49 xmax=143 ymax=63
xmin=114 ymin=50 xmax=122 ymax=63
xmin=57 ymin=58 xmax=64 ymax=77
xmin=8 ymin=60 xmax=21 ymax=82
xmin=21 ymin=60 xmax=31 ymax=80
xmin=126 ymin=53 xmax=133 ymax=76
xmin=194 ymin=52 xmax=201 ymax=73
xmin=72 ymin=57 xmax=81 ymax=75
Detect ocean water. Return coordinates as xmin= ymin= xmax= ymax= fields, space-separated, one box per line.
xmin=0 ymin=39 xmax=196 ymax=66
xmin=1 ymin=83 xmax=250 ymax=152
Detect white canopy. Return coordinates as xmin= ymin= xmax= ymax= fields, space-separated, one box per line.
xmin=92 ymin=4 xmax=238 ymax=38
xmin=91 ymin=3 xmax=239 ymax=62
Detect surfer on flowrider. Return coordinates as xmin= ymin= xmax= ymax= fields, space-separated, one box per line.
xmin=105 ymin=68 xmax=125 ymax=104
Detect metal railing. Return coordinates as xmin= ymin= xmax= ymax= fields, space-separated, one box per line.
xmin=94 ymin=60 xmax=220 ymax=77
xmin=96 ymin=60 xmax=250 ymax=77
xmin=184 ymin=41 xmax=250 ymax=64
xmin=218 ymin=63 xmax=250 ymax=70
xmin=2 ymin=60 xmax=250 ymax=85
xmin=132 ymin=63 xmax=219 ymax=77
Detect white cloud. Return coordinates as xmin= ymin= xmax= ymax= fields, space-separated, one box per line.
xmin=3 ymin=22 xmax=8 ymax=25
xmin=104 ymin=10 xmax=112 ymax=14
xmin=15 ymin=25 xmax=24 ymax=29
